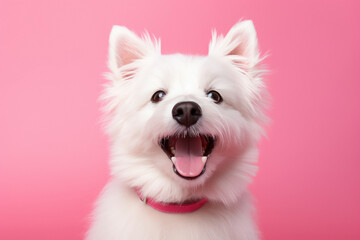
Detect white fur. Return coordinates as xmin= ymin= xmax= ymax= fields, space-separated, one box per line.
xmin=87 ymin=20 xmax=267 ymax=240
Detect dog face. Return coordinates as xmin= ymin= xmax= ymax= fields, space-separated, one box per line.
xmin=102 ymin=21 xmax=266 ymax=205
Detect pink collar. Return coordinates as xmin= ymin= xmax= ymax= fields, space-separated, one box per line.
xmin=136 ymin=188 xmax=207 ymax=214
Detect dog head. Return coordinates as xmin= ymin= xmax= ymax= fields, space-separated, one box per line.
xmin=102 ymin=21 xmax=266 ymax=205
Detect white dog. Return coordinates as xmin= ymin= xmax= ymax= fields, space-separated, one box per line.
xmin=87 ymin=20 xmax=267 ymax=240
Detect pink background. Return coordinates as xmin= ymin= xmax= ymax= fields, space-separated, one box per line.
xmin=1 ymin=0 xmax=360 ymax=239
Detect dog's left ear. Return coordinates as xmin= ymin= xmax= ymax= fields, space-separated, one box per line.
xmin=108 ymin=26 xmax=160 ymax=78
xmin=209 ymin=20 xmax=259 ymax=68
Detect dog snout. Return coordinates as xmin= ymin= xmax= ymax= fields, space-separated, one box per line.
xmin=172 ymin=101 xmax=202 ymax=127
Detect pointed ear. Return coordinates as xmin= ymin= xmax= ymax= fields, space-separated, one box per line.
xmin=108 ymin=26 xmax=160 ymax=77
xmin=209 ymin=20 xmax=259 ymax=68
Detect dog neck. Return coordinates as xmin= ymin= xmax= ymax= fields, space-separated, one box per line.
xmin=135 ymin=188 xmax=207 ymax=214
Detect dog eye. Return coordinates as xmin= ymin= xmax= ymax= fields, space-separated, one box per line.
xmin=206 ymin=90 xmax=222 ymax=104
xmin=151 ymin=90 xmax=166 ymax=103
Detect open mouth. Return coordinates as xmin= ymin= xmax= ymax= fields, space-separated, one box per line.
xmin=160 ymin=135 xmax=215 ymax=180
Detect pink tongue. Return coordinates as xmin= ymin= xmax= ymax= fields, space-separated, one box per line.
xmin=174 ymin=137 xmax=205 ymax=177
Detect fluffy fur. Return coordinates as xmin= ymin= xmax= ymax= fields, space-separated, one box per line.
xmin=87 ymin=20 xmax=267 ymax=240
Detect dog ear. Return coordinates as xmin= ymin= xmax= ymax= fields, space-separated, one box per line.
xmin=209 ymin=20 xmax=259 ymax=68
xmin=108 ymin=26 xmax=160 ymax=78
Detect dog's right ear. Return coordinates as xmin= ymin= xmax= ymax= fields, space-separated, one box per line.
xmin=108 ymin=26 xmax=160 ymax=78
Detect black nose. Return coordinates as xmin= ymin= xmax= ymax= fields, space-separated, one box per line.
xmin=172 ymin=101 xmax=202 ymax=127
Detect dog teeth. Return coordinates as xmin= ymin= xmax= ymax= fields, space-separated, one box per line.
xmin=171 ymin=156 xmax=207 ymax=164
xmin=171 ymin=147 xmax=175 ymax=155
